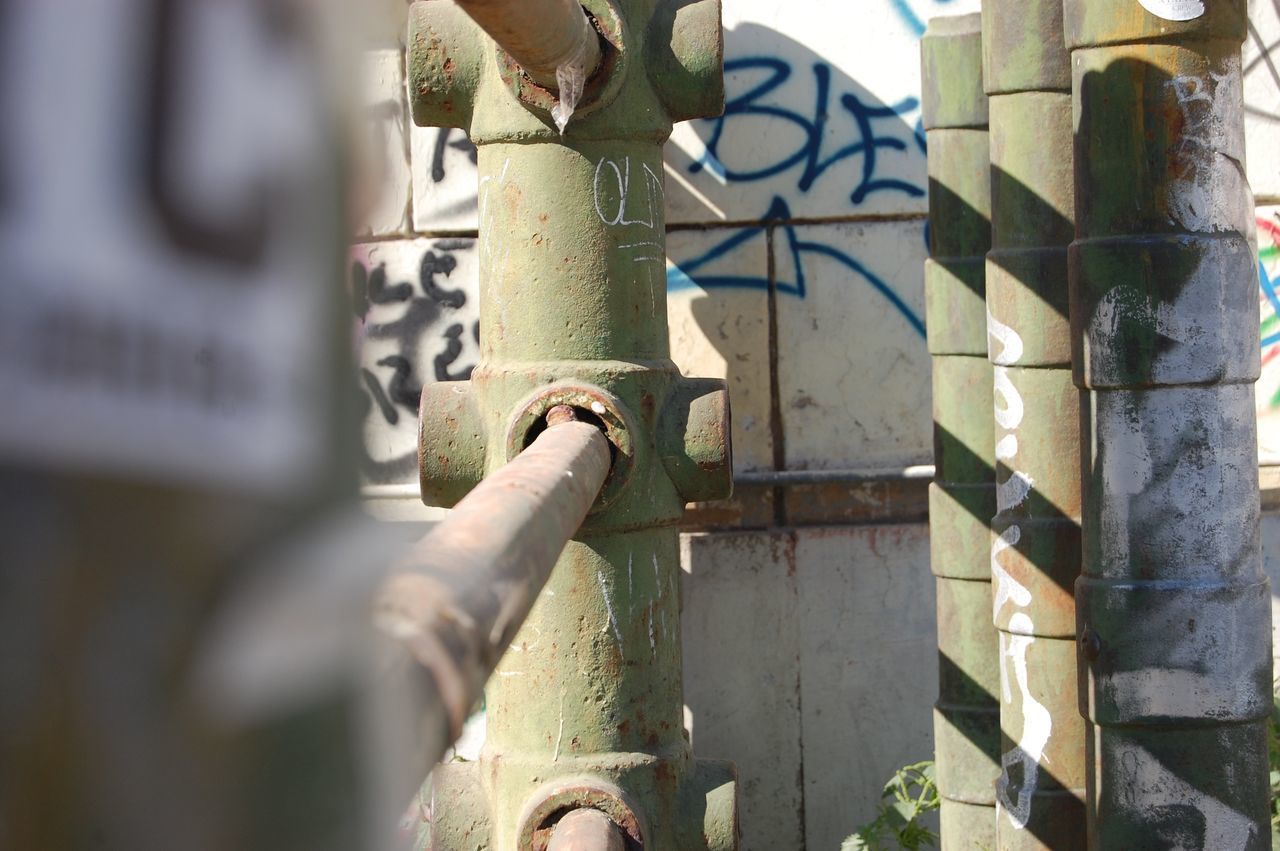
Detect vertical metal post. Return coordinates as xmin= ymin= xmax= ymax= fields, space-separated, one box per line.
xmin=922 ymin=15 xmax=1000 ymax=849
xmin=982 ymin=0 xmax=1087 ymax=846
xmin=408 ymin=1 xmax=737 ymax=848
xmin=1065 ymin=1 xmax=1272 ymax=846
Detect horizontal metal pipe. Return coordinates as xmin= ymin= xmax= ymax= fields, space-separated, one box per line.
xmin=372 ymin=407 xmax=611 ymax=766
xmin=453 ymin=0 xmax=602 ymax=90
xmin=547 ymin=808 xmax=626 ymax=851
xmin=734 ymin=465 xmax=936 ymax=486
xmin=363 ymin=465 xmax=936 ymax=501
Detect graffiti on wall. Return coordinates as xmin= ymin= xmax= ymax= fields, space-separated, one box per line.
xmin=666 ymin=48 xmax=930 ymax=336
xmin=350 ymin=238 xmax=480 ymax=482
xmin=1256 ymin=211 xmax=1280 ymax=461
xmin=359 ymin=0 xmax=1279 ymax=480
xmin=358 ymin=1 xmax=977 ymax=481
xmin=887 ymin=0 xmax=966 ymax=36
xmin=689 ymin=57 xmax=925 ymax=204
xmin=667 ymin=196 xmax=926 ymax=337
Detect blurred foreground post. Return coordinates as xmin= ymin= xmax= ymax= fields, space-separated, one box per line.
xmin=0 ymin=2 xmax=404 ymax=849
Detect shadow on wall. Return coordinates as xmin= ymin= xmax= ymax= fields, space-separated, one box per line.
xmin=674 ymin=20 xmax=941 ymax=851
xmin=1245 ymin=0 xmax=1280 ymax=132
xmin=664 ymin=21 xmax=935 ymax=482
xmin=664 ymin=21 xmax=928 ymax=307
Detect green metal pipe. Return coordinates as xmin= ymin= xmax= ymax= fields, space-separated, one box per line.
xmin=921 ymin=15 xmax=1000 ymax=850
xmin=1065 ymin=1 xmax=1272 ymax=847
xmin=981 ymin=0 xmax=1087 ymax=846
xmin=408 ymin=1 xmax=735 ymax=848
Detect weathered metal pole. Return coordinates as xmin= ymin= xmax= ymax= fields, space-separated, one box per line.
xmin=374 ymin=406 xmax=610 ymax=769
xmin=408 ymin=0 xmax=736 ymax=847
xmin=1065 ymin=1 xmax=1272 ymax=846
xmin=921 ymin=15 xmax=1000 ymax=849
xmin=981 ymin=0 xmax=1087 ymax=846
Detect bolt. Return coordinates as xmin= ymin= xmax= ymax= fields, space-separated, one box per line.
xmin=546 ymin=405 xmax=579 ymax=427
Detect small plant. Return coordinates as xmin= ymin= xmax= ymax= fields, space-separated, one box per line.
xmin=842 ymin=761 xmax=940 ymax=851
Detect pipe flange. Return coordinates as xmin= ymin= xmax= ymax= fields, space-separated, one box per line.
xmin=506 ymin=382 xmax=634 ymax=512
xmin=494 ymin=0 xmax=627 ymax=123
xmin=517 ymin=779 xmax=645 ymax=851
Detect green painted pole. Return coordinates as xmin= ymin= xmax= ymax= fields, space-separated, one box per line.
xmin=922 ymin=15 xmax=1000 ymax=850
xmin=1065 ymin=1 xmax=1272 ymax=847
xmin=981 ymin=0 xmax=1087 ymax=846
xmin=407 ymin=1 xmax=737 ymax=848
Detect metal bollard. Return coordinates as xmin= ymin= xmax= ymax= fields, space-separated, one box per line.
xmin=922 ymin=15 xmax=1000 ymax=849
xmin=981 ymin=0 xmax=1087 ymax=846
xmin=1065 ymin=1 xmax=1272 ymax=847
xmin=407 ymin=0 xmax=736 ymax=847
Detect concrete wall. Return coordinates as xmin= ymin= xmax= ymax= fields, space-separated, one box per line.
xmin=355 ymin=1 xmax=1280 ymax=847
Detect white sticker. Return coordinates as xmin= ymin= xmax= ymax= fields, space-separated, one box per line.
xmin=0 ymin=0 xmax=340 ymax=494
xmin=1139 ymin=0 xmax=1205 ymax=21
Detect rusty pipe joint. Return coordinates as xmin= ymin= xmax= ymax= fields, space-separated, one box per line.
xmin=418 ymin=375 xmax=733 ymax=514
xmin=408 ymin=0 xmax=723 ymax=137
xmin=453 ymin=0 xmax=602 ymax=93
xmin=505 ymin=382 xmax=635 ymax=512
xmin=409 ymin=0 xmax=613 ymax=134
xmin=417 ymin=380 xmax=628 ymax=511
xmin=519 ymin=779 xmax=647 ymax=850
